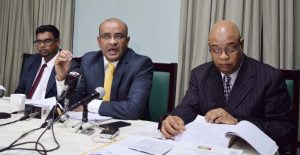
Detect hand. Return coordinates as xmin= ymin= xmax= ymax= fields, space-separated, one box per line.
xmin=204 ymin=108 xmax=238 ymax=125
xmin=55 ymin=50 xmax=73 ymax=81
xmin=73 ymin=105 xmax=83 ymax=112
xmin=160 ymin=115 xmax=185 ymax=139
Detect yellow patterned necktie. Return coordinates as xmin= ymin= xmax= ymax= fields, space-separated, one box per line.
xmin=103 ymin=63 xmax=115 ymax=101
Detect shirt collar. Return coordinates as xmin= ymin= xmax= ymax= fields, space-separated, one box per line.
xmin=220 ymin=59 xmax=243 ymax=86
xmin=103 ymin=56 xmax=119 ymax=68
xmin=40 ymin=51 xmax=59 ymax=68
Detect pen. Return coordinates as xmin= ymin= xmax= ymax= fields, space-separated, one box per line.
xmin=198 ymin=145 xmax=212 ymax=151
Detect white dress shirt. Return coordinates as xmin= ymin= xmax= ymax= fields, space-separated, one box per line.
xmin=31 ymin=53 xmax=58 ymax=100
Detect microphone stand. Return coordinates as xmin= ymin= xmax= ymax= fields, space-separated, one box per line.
xmin=74 ymin=105 xmax=98 ymax=133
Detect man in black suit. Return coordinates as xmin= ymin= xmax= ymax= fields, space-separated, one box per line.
xmin=160 ymin=20 xmax=294 ymax=146
xmin=55 ymin=18 xmax=153 ymax=119
xmin=15 ymin=25 xmax=61 ymax=99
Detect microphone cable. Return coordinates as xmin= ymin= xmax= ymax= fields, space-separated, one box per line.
xmin=0 ymin=112 xmax=39 ymax=127
xmin=0 ymin=105 xmax=63 ymax=154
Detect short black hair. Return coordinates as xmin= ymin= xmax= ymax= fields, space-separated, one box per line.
xmin=36 ymin=25 xmax=60 ymax=39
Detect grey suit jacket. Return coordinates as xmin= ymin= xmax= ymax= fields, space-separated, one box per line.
xmin=74 ymin=48 xmax=153 ymax=119
xmin=172 ymin=56 xmax=294 ymax=143
xmin=15 ymin=54 xmax=57 ymax=98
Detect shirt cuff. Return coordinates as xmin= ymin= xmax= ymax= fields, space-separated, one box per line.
xmin=88 ymin=99 xmax=102 ymax=113
xmin=55 ymin=78 xmax=65 ymax=97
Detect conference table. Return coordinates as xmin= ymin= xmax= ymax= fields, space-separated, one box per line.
xmin=0 ymin=98 xmax=263 ymax=155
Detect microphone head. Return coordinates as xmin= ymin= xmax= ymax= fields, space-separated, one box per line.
xmin=95 ymin=87 xmax=105 ymax=98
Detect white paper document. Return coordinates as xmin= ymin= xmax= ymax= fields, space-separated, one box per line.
xmin=167 ymin=141 xmax=242 ymax=155
xmin=89 ymin=136 xmax=174 ymax=155
xmin=67 ymin=111 xmax=112 ymax=122
xmin=175 ymin=115 xmax=278 ymax=155
xmin=25 ymin=97 xmax=57 ymax=109
xmin=129 ymin=139 xmax=173 ymax=155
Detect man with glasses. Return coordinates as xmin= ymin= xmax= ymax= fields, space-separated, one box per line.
xmin=15 ymin=25 xmax=62 ymax=100
xmin=55 ymin=18 xmax=153 ymax=119
xmin=160 ymin=20 xmax=294 ymax=149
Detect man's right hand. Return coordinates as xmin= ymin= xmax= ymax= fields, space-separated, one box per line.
xmin=55 ymin=50 xmax=73 ymax=81
xmin=160 ymin=115 xmax=185 ymax=139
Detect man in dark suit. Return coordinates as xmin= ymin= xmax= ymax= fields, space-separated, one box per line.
xmin=15 ymin=25 xmax=61 ymax=99
xmin=160 ymin=20 xmax=294 ymax=146
xmin=55 ymin=18 xmax=153 ymax=120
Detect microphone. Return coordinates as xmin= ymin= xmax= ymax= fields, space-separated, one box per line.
xmin=67 ymin=87 xmax=105 ymax=112
xmin=0 ymin=112 xmax=11 ymax=119
xmin=58 ymin=68 xmax=82 ymax=101
xmin=19 ymin=111 xmax=40 ymax=121
xmin=41 ymin=103 xmax=64 ymax=128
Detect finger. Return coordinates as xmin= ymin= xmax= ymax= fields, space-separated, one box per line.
xmin=205 ymin=111 xmax=213 ymax=121
xmin=214 ymin=116 xmax=224 ymax=124
xmin=207 ymin=112 xmax=220 ymax=123
xmin=174 ymin=117 xmax=186 ymax=132
xmin=59 ymin=51 xmax=73 ymax=62
xmin=160 ymin=125 xmax=174 ymax=139
xmin=163 ymin=116 xmax=184 ymax=136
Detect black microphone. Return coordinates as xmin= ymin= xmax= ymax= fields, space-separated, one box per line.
xmin=67 ymin=87 xmax=105 ymax=112
xmin=0 ymin=112 xmax=11 ymax=119
xmin=58 ymin=68 xmax=82 ymax=101
xmin=41 ymin=102 xmax=64 ymax=128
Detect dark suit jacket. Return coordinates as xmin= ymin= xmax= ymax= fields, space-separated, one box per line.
xmin=172 ymin=56 xmax=294 ymax=144
xmin=74 ymin=48 xmax=153 ymax=120
xmin=15 ymin=54 xmax=57 ymax=98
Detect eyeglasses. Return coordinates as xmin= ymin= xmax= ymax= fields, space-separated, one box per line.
xmin=209 ymin=44 xmax=241 ymax=55
xmin=34 ymin=39 xmax=57 ymax=46
xmin=99 ymin=33 xmax=126 ymax=41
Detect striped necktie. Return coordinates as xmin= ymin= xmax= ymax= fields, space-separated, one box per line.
xmin=223 ymin=75 xmax=231 ymax=100
xmin=103 ymin=63 xmax=115 ymax=101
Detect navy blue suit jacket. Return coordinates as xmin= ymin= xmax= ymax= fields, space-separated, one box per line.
xmin=172 ymin=56 xmax=294 ymax=143
xmin=74 ymin=48 xmax=153 ymax=119
xmin=15 ymin=54 xmax=57 ymax=98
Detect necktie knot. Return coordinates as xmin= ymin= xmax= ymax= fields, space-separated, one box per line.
xmin=107 ymin=63 xmax=115 ymax=74
xmin=42 ymin=63 xmax=47 ymax=68
xmin=223 ymin=75 xmax=231 ymax=99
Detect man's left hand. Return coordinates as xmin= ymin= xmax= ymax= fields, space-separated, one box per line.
xmin=204 ymin=108 xmax=238 ymax=125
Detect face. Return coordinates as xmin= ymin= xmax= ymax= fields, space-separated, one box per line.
xmin=35 ymin=32 xmax=60 ymax=62
xmin=209 ymin=28 xmax=244 ymax=75
xmin=97 ymin=20 xmax=130 ymax=62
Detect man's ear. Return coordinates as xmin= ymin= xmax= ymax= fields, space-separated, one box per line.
xmin=126 ymin=36 xmax=130 ymax=46
xmin=240 ymin=38 xmax=244 ymax=50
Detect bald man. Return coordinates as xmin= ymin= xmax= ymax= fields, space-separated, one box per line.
xmin=55 ymin=18 xmax=153 ymax=119
xmin=160 ymin=20 xmax=294 ymax=148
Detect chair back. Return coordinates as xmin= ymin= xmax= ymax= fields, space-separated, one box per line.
xmin=20 ymin=53 xmax=33 ymax=77
xmin=281 ymin=69 xmax=300 ymax=155
xmin=146 ymin=63 xmax=177 ymax=122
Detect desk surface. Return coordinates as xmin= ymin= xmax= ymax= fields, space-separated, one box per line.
xmin=0 ymin=99 xmax=260 ymax=155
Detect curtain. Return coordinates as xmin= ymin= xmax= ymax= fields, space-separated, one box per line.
xmin=0 ymin=0 xmax=74 ymax=95
xmin=176 ymin=0 xmax=293 ymax=105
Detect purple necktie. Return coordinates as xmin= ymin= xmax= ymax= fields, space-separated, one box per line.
xmin=27 ymin=64 xmax=47 ymax=99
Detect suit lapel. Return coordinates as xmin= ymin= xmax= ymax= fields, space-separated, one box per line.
xmin=96 ymin=53 xmax=105 ymax=87
xmin=110 ymin=51 xmax=130 ymax=100
xmin=206 ymin=66 xmax=226 ymax=107
xmin=45 ymin=68 xmax=56 ymax=96
xmin=226 ymin=57 xmax=254 ymax=113
xmin=26 ymin=56 xmax=42 ymax=93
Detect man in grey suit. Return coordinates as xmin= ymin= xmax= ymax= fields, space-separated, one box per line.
xmin=160 ymin=20 xmax=294 ymax=148
xmin=55 ymin=18 xmax=153 ymax=119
